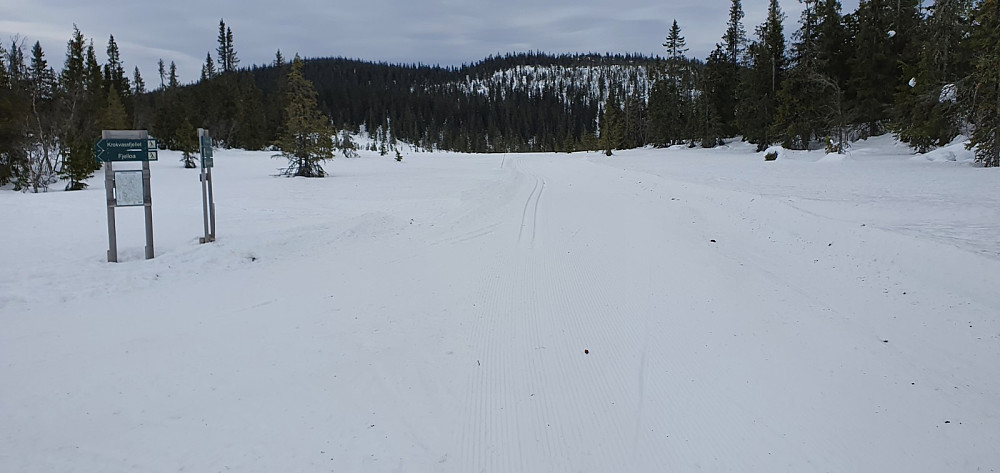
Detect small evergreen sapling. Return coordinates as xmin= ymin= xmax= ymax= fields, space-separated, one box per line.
xmin=176 ymin=117 xmax=198 ymax=168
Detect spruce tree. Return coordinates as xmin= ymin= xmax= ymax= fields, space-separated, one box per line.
xmin=967 ymin=0 xmax=1000 ymax=167
xmin=773 ymin=0 xmax=845 ymax=150
xmin=701 ymin=45 xmax=730 ymax=146
xmin=132 ymin=66 xmax=146 ymax=129
xmin=649 ymin=20 xmax=691 ymax=147
xmin=225 ymin=27 xmax=239 ymax=72
xmin=275 ymin=55 xmax=334 ymax=177
xmin=216 ymin=20 xmax=239 ymax=73
xmin=131 ymin=67 xmax=144 ymax=95
xmin=176 ymin=117 xmax=198 ymax=168
xmin=893 ymin=0 xmax=974 ymax=151
xmin=217 ymin=19 xmax=229 ymax=72
xmin=59 ymin=26 xmax=101 ymax=190
xmin=664 ymin=20 xmax=688 ymax=68
xmin=103 ymin=35 xmax=129 ymax=101
xmin=26 ymin=41 xmax=58 ymax=192
xmin=202 ymin=52 xmax=216 ymax=81
xmin=849 ymin=0 xmax=897 ymax=136
xmin=99 ymin=84 xmax=127 ymax=131
xmin=0 ymin=41 xmax=28 ymax=187
xmin=737 ymin=0 xmax=786 ymax=150
xmin=168 ymin=61 xmax=179 ymax=88
xmin=815 ymin=0 xmax=850 ymax=98
xmin=157 ymin=58 xmax=165 ymax=89
xmin=0 ymin=42 xmax=7 ymax=88
xmin=233 ymin=72 xmax=267 ymax=150
xmin=715 ymin=0 xmax=747 ymax=135
xmin=600 ymin=92 xmax=624 ymax=155
xmin=723 ymin=0 xmax=748 ymax=66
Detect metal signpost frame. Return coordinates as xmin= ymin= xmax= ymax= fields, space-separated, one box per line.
xmin=97 ymin=130 xmax=157 ymax=262
xmin=198 ymin=128 xmax=216 ymax=243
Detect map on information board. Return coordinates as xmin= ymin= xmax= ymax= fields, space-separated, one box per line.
xmin=115 ymin=170 xmax=144 ymax=206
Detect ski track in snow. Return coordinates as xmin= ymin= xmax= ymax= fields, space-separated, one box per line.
xmin=2 ymin=143 xmax=999 ymax=473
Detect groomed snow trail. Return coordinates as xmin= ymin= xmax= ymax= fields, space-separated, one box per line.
xmin=450 ymin=154 xmax=1000 ymax=472
xmin=1 ymin=148 xmax=997 ymax=472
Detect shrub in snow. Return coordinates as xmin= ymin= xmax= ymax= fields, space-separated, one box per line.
xmin=762 ymin=146 xmax=785 ymax=161
xmin=939 ymin=84 xmax=957 ymax=103
xmin=825 ymin=136 xmax=849 ymax=154
xmin=181 ymin=152 xmax=198 ymax=169
xmin=338 ymin=131 xmax=360 ymax=159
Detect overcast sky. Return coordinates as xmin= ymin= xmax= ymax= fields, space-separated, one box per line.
xmin=1 ymin=0 xmax=860 ymax=85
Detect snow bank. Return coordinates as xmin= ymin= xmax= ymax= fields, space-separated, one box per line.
xmin=3 ymin=138 xmax=999 ymax=473
xmin=910 ymin=137 xmax=976 ymax=163
xmin=817 ymin=152 xmax=847 ymax=163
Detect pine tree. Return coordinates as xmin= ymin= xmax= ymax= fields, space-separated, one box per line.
xmin=737 ymin=0 xmax=786 ymax=150
xmin=967 ymin=0 xmax=1000 ymax=167
xmin=274 ymin=55 xmax=334 ymax=176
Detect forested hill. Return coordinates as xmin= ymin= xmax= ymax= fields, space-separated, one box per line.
xmin=244 ymin=52 xmax=661 ymax=153
xmin=7 ymin=0 xmax=998 ymax=194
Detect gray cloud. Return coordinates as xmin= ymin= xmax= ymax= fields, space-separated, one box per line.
xmin=2 ymin=0 xmax=859 ymax=85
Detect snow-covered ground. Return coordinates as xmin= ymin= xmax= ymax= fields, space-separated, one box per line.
xmin=2 ymin=137 xmax=998 ymax=472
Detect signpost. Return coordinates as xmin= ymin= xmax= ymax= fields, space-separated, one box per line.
xmin=94 ymin=138 xmax=157 ymax=162
xmin=198 ymin=128 xmax=216 ymax=243
xmin=98 ymin=130 xmax=156 ymax=262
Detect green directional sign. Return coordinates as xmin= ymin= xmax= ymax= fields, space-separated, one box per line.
xmin=95 ymin=138 xmax=158 ymax=162
xmin=200 ymin=134 xmax=214 ymax=168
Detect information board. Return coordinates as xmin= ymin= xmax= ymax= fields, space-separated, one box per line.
xmin=114 ymin=170 xmax=145 ymax=206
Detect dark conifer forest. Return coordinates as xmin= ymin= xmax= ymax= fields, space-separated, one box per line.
xmin=2 ymin=0 xmax=999 ymax=191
